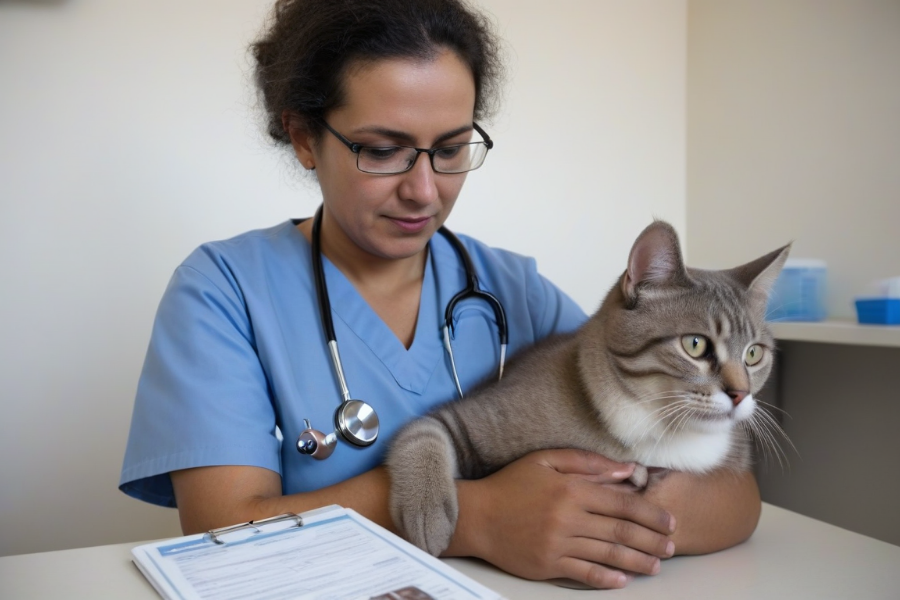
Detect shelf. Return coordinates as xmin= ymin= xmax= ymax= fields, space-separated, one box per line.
xmin=769 ymin=320 xmax=900 ymax=348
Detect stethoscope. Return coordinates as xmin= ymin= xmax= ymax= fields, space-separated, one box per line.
xmin=296 ymin=206 xmax=508 ymax=459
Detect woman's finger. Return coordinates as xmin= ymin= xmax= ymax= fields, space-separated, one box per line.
xmin=556 ymin=556 xmax=631 ymax=589
xmin=567 ymin=533 xmax=665 ymax=576
xmin=584 ymin=483 xmax=677 ymax=536
xmin=533 ymin=448 xmax=635 ymax=484
xmin=576 ymin=509 xmax=675 ymax=562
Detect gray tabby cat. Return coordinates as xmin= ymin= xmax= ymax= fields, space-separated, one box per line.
xmin=386 ymin=220 xmax=790 ymax=556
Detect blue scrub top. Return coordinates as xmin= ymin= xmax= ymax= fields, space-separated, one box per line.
xmin=120 ymin=220 xmax=587 ymax=507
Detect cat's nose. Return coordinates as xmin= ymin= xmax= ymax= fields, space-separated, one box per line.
xmin=726 ymin=389 xmax=749 ymax=406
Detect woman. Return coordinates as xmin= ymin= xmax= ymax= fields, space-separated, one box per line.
xmin=120 ymin=0 xmax=760 ymax=589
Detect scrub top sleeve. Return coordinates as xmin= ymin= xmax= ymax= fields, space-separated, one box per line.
xmin=120 ymin=261 xmax=280 ymax=507
xmin=524 ymin=258 xmax=588 ymax=339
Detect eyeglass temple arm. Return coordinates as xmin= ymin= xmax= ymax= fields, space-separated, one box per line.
xmin=472 ymin=122 xmax=493 ymax=149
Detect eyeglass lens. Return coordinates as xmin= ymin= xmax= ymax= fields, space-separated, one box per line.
xmin=357 ymin=142 xmax=489 ymax=175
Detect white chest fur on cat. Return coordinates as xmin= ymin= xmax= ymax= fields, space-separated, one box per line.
xmin=624 ymin=425 xmax=734 ymax=473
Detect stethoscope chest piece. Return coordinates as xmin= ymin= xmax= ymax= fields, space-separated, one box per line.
xmin=335 ymin=400 xmax=379 ymax=447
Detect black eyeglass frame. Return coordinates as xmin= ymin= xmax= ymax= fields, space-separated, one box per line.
xmin=317 ymin=120 xmax=494 ymax=175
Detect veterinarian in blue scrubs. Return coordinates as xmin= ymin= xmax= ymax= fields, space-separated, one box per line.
xmin=120 ymin=0 xmax=761 ymax=589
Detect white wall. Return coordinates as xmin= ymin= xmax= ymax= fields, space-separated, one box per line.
xmin=687 ymin=0 xmax=900 ymax=318
xmin=0 ymin=0 xmax=686 ymax=556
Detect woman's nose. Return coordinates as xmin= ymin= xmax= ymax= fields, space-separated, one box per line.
xmin=399 ymin=152 xmax=439 ymax=204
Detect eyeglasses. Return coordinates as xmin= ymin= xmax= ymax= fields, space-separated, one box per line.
xmin=318 ymin=120 xmax=493 ymax=175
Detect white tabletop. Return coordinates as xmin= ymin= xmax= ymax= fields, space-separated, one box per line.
xmin=1 ymin=503 xmax=898 ymax=599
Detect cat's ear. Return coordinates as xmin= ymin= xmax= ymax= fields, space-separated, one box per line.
xmin=727 ymin=244 xmax=792 ymax=299
xmin=622 ymin=221 xmax=687 ymax=304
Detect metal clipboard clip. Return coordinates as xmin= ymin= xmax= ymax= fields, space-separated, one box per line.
xmin=206 ymin=513 xmax=303 ymax=545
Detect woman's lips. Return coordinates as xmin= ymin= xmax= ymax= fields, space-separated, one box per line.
xmin=386 ymin=215 xmax=431 ymax=233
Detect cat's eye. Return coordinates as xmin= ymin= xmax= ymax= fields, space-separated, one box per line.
xmin=681 ymin=335 xmax=709 ymax=358
xmin=745 ymin=344 xmax=765 ymax=366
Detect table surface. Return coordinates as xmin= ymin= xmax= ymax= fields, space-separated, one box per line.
xmin=2 ymin=503 xmax=899 ymax=599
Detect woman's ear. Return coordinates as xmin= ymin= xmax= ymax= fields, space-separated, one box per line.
xmin=281 ymin=111 xmax=317 ymax=170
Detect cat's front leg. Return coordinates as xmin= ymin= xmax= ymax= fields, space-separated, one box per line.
xmin=386 ymin=416 xmax=460 ymax=556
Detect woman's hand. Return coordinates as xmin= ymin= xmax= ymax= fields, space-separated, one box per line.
xmin=444 ymin=449 xmax=676 ymax=589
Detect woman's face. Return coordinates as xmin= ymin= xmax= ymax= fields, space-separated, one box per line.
xmin=291 ymin=49 xmax=478 ymax=262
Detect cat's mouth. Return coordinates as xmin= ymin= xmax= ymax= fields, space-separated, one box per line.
xmin=684 ymin=407 xmax=741 ymax=431
xmin=693 ymin=410 xmax=734 ymax=422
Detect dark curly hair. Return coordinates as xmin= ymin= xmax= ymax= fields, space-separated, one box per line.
xmin=250 ymin=0 xmax=504 ymax=145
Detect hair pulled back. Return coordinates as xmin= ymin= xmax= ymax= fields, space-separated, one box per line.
xmin=250 ymin=0 xmax=503 ymax=145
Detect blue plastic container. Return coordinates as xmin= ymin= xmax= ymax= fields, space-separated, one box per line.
xmin=766 ymin=259 xmax=827 ymax=322
xmin=855 ymin=298 xmax=900 ymax=325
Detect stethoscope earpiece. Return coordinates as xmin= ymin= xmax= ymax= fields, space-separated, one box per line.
xmin=297 ymin=419 xmax=337 ymax=460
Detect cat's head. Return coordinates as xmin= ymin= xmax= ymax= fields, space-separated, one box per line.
xmin=586 ymin=221 xmax=789 ymax=443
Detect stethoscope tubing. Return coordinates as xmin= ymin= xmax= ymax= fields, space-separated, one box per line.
xmin=311 ymin=209 xmax=354 ymax=405
xmin=436 ymin=225 xmax=508 ymax=395
xmin=438 ymin=227 xmax=509 ymax=346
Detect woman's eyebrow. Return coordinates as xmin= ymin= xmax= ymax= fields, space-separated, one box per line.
xmin=351 ymin=124 xmax=473 ymax=146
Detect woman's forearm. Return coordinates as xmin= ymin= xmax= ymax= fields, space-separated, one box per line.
xmin=171 ymin=464 xmax=397 ymax=535
xmin=643 ymin=468 xmax=761 ymax=555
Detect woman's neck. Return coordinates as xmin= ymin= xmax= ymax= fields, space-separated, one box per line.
xmin=297 ymin=216 xmax=427 ymax=348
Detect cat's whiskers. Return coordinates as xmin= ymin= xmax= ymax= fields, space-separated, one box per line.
xmin=629 ymin=399 xmax=694 ymax=447
xmin=648 ymin=403 xmax=697 ymax=459
xmin=740 ymin=417 xmax=780 ymax=469
xmin=765 ymin=297 xmax=807 ymax=322
xmin=632 ymin=390 xmax=693 ymax=405
xmin=752 ymin=406 xmax=793 ymax=461
xmin=622 ymin=395 xmax=691 ymax=439
xmin=754 ymin=398 xmax=791 ymax=418
xmin=672 ymin=405 xmax=699 ymax=437
xmin=743 ymin=405 xmax=796 ymax=471
xmin=758 ymin=407 xmax=796 ymax=466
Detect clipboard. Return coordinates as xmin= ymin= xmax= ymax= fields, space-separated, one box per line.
xmin=131 ymin=504 xmax=503 ymax=600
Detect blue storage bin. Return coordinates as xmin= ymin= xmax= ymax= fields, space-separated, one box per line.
xmin=766 ymin=259 xmax=827 ymax=322
xmin=855 ymin=298 xmax=900 ymax=325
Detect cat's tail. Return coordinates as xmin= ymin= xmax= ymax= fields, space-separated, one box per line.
xmin=386 ymin=415 xmax=460 ymax=556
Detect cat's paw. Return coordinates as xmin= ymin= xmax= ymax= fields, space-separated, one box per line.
xmin=627 ymin=465 xmax=670 ymax=489
xmin=386 ymin=417 xmax=460 ymax=556
xmin=628 ymin=463 xmax=649 ymax=489
xmin=392 ymin=482 xmax=458 ymax=556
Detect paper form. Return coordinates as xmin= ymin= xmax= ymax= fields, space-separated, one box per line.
xmin=132 ymin=507 xmax=502 ymax=600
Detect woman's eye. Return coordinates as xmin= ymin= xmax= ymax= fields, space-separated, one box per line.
xmin=361 ymin=146 xmax=401 ymax=161
xmin=681 ymin=335 xmax=709 ymax=359
xmin=745 ymin=344 xmax=765 ymax=366
xmin=434 ymin=145 xmax=463 ymax=159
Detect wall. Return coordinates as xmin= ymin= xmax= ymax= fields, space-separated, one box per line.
xmin=0 ymin=0 xmax=687 ymax=556
xmin=687 ymin=0 xmax=900 ymax=317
